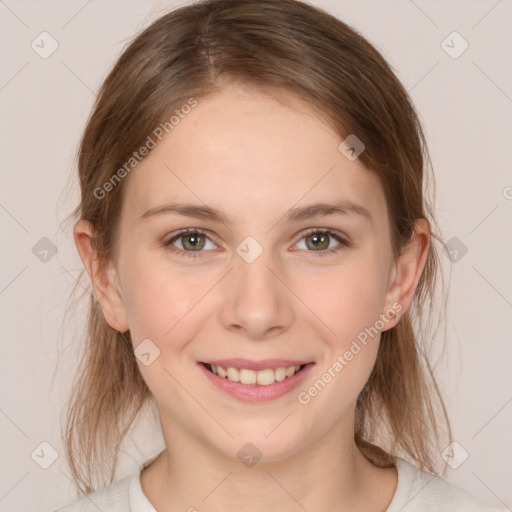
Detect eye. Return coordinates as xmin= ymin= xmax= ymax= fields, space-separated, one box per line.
xmin=293 ymin=229 xmax=350 ymax=255
xmin=166 ymin=229 xmax=217 ymax=255
xmin=164 ymin=227 xmax=350 ymax=259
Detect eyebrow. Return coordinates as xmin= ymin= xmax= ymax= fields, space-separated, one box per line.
xmin=140 ymin=200 xmax=372 ymax=226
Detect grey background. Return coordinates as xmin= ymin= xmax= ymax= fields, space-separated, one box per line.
xmin=0 ymin=0 xmax=511 ymax=510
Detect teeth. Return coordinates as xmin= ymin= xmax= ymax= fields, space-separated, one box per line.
xmin=256 ymin=369 xmax=275 ymax=385
xmin=286 ymin=366 xmax=296 ymax=377
xmin=209 ymin=364 xmax=302 ymax=386
xmin=239 ymin=369 xmax=257 ymax=385
xmin=226 ymin=367 xmax=240 ymax=382
xmin=275 ymin=367 xmax=287 ymax=381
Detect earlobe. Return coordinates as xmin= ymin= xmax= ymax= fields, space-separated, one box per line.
xmin=73 ymin=219 xmax=129 ymax=333
xmin=382 ymin=219 xmax=431 ymax=328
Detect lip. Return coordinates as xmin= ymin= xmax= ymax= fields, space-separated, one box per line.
xmin=202 ymin=358 xmax=311 ymax=371
xmin=198 ymin=361 xmax=315 ymax=402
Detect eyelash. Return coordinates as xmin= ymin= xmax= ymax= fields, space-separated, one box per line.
xmin=163 ymin=227 xmax=351 ymax=259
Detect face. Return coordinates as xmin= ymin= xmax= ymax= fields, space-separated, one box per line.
xmin=92 ymin=84 xmax=407 ymax=463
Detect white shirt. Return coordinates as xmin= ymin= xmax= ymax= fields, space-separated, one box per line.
xmin=54 ymin=455 xmax=508 ymax=511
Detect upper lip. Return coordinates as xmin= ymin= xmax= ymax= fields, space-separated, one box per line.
xmin=201 ymin=359 xmax=313 ymax=371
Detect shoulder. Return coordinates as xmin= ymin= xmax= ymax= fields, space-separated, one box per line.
xmin=52 ymin=474 xmax=132 ymax=512
xmin=387 ymin=458 xmax=508 ymax=512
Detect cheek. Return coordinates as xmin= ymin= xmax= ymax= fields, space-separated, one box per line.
xmin=293 ymin=255 xmax=388 ymax=401
xmin=298 ymin=257 xmax=388 ymax=347
xmin=294 ymin=273 xmax=384 ymax=421
xmin=119 ymin=251 xmax=215 ymax=344
xmin=122 ymin=263 xmax=215 ymax=401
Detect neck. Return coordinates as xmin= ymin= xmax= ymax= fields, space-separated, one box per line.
xmin=141 ymin=414 xmax=397 ymax=512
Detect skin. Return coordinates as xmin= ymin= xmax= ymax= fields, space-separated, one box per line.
xmin=75 ymin=83 xmax=430 ymax=511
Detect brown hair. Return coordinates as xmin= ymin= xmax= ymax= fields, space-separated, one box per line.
xmin=63 ymin=0 xmax=451 ymax=495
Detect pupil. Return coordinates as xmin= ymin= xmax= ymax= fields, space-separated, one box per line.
xmin=308 ymin=233 xmax=328 ymax=250
xmin=184 ymin=233 xmax=205 ymax=250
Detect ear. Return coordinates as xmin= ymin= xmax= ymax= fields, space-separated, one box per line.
xmin=73 ymin=219 xmax=129 ymax=333
xmin=381 ymin=218 xmax=431 ymax=331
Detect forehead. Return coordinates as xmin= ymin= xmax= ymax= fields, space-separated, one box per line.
xmin=122 ymin=84 xmax=387 ymax=229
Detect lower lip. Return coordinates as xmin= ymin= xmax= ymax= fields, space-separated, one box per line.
xmin=198 ymin=363 xmax=314 ymax=402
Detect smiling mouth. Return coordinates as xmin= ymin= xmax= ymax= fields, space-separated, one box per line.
xmin=202 ymin=362 xmax=308 ymax=386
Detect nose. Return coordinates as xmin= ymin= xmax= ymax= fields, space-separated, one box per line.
xmin=219 ymin=250 xmax=295 ymax=340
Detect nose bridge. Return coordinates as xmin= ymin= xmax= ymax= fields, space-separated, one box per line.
xmin=219 ymin=243 xmax=294 ymax=339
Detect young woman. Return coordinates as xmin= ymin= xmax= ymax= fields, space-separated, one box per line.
xmin=55 ymin=0 xmax=504 ymax=510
